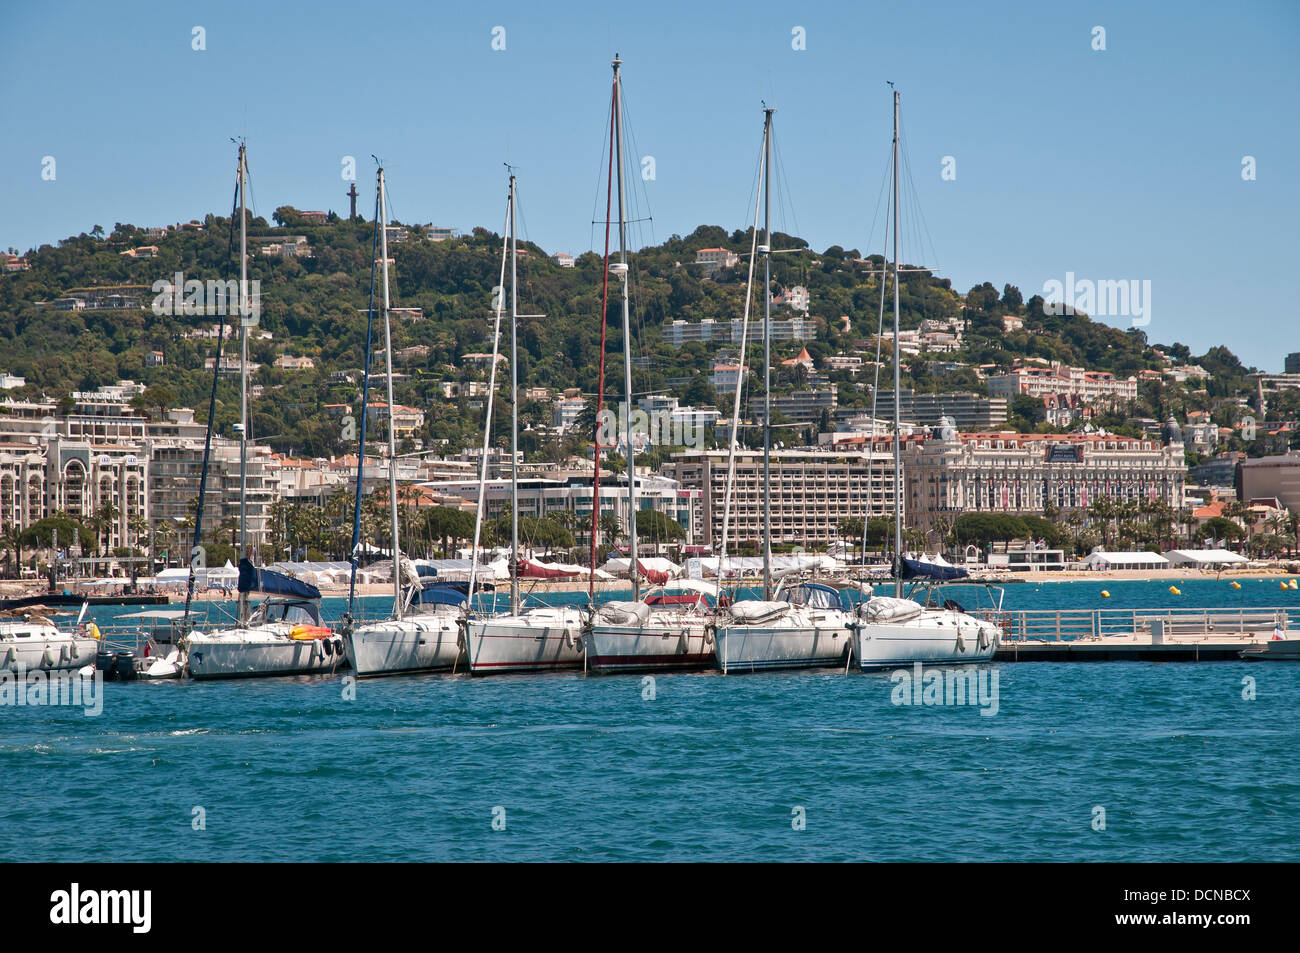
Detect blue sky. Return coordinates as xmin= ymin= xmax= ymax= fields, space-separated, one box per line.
xmin=2 ymin=0 xmax=1296 ymax=369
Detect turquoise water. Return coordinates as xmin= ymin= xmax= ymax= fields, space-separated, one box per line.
xmin=3 ymin=578 xmax=1298 ymax=862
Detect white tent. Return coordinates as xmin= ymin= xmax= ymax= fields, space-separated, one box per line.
xmin=692 ymin=554 xmax=843 ymax=578
xmin=1080 ymin=551 xmax=1169 ymax=569
xmin=1163 ymin=549 xmax=1249 ymax=567
xmin=601 ymin=557 xmax=682 ymax=579
xmin=152 ymin=564 xmax=237 ymax=587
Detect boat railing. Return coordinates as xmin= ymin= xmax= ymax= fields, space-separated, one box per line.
xmin=973 ymin=606 xmax=1300 ymax=643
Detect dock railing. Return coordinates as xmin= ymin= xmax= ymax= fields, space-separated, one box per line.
xmin=974 ymin=606 xmax=1300 ymax=643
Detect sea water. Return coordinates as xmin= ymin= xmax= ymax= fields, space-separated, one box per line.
xmin=2 ymin=578 xmax=1297 ymax=861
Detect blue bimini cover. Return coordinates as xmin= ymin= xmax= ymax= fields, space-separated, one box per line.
xmin=899 ymin=555 xmax=970 ymax=581
xmin=237 ymin=559 xmax=322 ymax=600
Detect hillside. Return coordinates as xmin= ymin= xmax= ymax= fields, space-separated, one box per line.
xmin=0 ymin=214 xmax=1274 ymax=460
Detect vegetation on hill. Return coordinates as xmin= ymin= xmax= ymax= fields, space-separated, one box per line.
xmin=0 ymin=213 xmax=1275 ymax=463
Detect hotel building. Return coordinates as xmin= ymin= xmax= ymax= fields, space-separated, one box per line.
xmin=662 ymin=445 xmax=904 ymax=548
xmin=900 ymin=425 xmax=1186 ymax=534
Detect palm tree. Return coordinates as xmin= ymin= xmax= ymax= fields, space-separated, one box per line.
xmin=934 ymin=515 xmax=954 ymax=554
xmin=1224 ymin=500 xmax=1252 ymax=551
xmin=128 ymin=514 xmax=149 ymax=555
xmin=94 ymin=501 xmax=120 ymax=554
xmin=397 ymin=484 xmax=425 ymax=555
xmin=599 ymin=513 xmax=624 ymax=550
xmin=0 ymin=523 xmax=21 ymax=578
xmin=217 ymin=516 xmax=239 ymax=549
xmin=154 ymin=520 xmax=176 ymax=569
xmin=1089 ymin=497 xmax=1116 ymax=547
xmin=1065 ymin=510 xmax=1084 ymax=556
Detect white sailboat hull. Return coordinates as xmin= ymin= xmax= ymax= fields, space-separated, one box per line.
xmin=345 ymin=614 xmax=463 ymax=677
xmin=586 ymin=617 xmax=713 ymax=673
xmin=186 ymin=627 xmax=347 ymax=680
xmin=714 ymin=612 xmax=851 ymax=673
xmin=465 ymin=608 xmax=584 ymax=675
xmin=1 ymin=626 xmax=98 ymax=673
xmin=853 ymin=611 xmax=1000 ymax=669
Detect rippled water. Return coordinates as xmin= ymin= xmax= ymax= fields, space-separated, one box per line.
xmin=3 ymin=579 xmax=1298 ymax=861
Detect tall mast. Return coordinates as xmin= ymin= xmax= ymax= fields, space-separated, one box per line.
xmin=237 ymin=142 xmax=250 ymax=626
xmin=508 ymin=172 xmax=520 ymax=614
xmin=715 ymin=114 xmax=766 ymax=601
xmin=891 ymin=88 xmax=903 ymax=599
xmin=612 ymin=56 xmax=639 ymax=601
xmin=346 ymin=185 xmax=382 ymax=620
xmin=761 ymin=107 xmax=774 ymax=600
xmin=466 ymin=185 xmax=513 ymax=619
xmin=184 ymin=158 xmax=240 ymax=629
xmin=378 ymin=166 xmax=402 ymax=620
xmin=588 ymin=82 xmax=616 ymax=604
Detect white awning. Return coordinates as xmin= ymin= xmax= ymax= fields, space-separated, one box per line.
xmin=1163 ymin=549 xmax=1249 ymax=566
xmin=1080 ymin=551 xmax=1169 ymax=568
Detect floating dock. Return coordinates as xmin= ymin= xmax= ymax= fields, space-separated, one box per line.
xmin=985 ymin=606 xmax=1296 ymax=662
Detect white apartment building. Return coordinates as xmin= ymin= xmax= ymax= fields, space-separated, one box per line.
xmin=986 ymin=362 xmax=1139 ymax=406
xmin=663 ymin=316 xmax=817 ymax=347
xmin=421 ymin=467 xmax=700 ymax=545
xmin=662 ymin=447 xmax=900 ymax=548
xmin=772 ymin=285 xmax=810 ymax=312
xmin=553 ymin=396 xmax=587 ymax=433
xmin=709 ymin=362 xmax=747 ymax=396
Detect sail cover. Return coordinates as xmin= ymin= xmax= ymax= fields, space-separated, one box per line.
xmin=899 ymin=554 xmax=969 ymax=581
xmin=413 ymin=585 xmax=469 ymax=607
xmin=237 ymin=559 xmax=322 ymax=600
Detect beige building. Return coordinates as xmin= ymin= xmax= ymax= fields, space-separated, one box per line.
xmin=901 ymin=427 xmax=1186 ymax=534
xmin=987 ymin=362 xmax=1138 ymax=407
xmin=662 ymin=446 xmax=902 ymax=548
xmin=1236 ymin=454 xmax=1300 ymax=512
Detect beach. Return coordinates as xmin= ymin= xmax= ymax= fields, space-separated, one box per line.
xmin=4 ymin=563 xmax=1298 ymax=604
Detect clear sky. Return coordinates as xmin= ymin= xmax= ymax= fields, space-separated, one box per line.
xmin=2 ymin=0 xmax=1296 ymax=369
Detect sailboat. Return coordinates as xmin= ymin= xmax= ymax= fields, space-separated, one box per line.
xmin=850 ymin=88 xmax=1001 ymax=669
xmin=343 ymin=164 xmax=474 ymax=677
xmin=583 ymin=56 xmax=717 ymax=674
xmin=462 ymin=170 xmax=585 ymax=674
xmin=710 ymin=106 xmax=855 ymax=674
xmin=184 ymin=142 xmax=343 ymax=680
xmin=1 ymin=603 xmax=97 ymax=674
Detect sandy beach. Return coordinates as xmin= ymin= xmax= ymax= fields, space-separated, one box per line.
xmin=3 ymin=564 xmax=1298 ymax=603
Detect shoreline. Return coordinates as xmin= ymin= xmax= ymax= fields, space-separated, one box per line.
xmin=3 ymin=566 xmax=1298 ymax=603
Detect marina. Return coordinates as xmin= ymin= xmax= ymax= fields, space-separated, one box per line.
xmin=19 ymin=575 xmax=1293 ymax=677
xmin=0 ymin=0 xmax=1296 ymax=890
